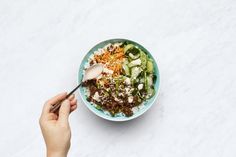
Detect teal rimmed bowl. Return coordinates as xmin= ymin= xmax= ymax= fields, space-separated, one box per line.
xmin=78 ymin=39 xmax=160 ymax=121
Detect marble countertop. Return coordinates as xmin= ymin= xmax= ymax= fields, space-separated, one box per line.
xmin=0 ymin=0 xmax=236 ymax=156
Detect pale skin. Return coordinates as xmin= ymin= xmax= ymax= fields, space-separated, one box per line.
xmin=39 ymin=93 xmax=77 ymax=157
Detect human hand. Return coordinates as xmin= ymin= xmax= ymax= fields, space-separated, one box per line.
xmin=39 ymin=93 xmax=77 ymax=157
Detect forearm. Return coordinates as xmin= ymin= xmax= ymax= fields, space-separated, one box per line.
xmin=47 ymin=151 xmax=67 ymax=157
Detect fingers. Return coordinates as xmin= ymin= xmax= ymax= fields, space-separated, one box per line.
xmin=40 ymin=92 xmax=77 ymax=123
xmin=68 ymin=94 xmax=77 ymax=113
xmin=42 ymin=92 xmax=67 ymax=116
xmin=70 ymin=99 xmax=77 ymax=113
xmin=68 ymin=94 xmax=75 ymax=101
xmin=70 ymin=98 xmax=77 ymax=106
xmin=58 ymin=100 xmax=70 ymax=124
xmin=70 ymin=104 xmax=77 ymax=112
xmin=47 ymin=92 xmax=67 ymax=105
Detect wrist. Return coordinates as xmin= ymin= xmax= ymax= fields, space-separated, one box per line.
xmin=47 ymin=150 xmax=67 ymax=157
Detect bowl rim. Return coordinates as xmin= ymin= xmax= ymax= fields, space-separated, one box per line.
xmin=77 ymin=38 xmax=161 ymax=121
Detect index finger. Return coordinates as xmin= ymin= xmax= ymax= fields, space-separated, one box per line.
xmin=42 ymin=92 xmax=67 ymax=116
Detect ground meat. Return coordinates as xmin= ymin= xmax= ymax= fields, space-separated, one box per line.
xmin=89 ymin=60 xmax=94 ymax=65
xmin=83 ymin=77 xmax=136 ymax=117
xmin=133 ymin=96 xmax=141 ymax=106
xmin=89 ymin=86 xmax=97 ymax=96
xmin=82 ymin=79 xmax=97 ymax=86
xmin=122 ymin=107 xmax=133 ymax=117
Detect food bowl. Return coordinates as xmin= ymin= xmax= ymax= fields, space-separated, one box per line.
xmin=78 ymin=39 xmax=160 ymax=121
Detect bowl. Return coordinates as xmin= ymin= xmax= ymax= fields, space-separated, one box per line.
xmin=78 ymin=39 xmax=160 ymax=121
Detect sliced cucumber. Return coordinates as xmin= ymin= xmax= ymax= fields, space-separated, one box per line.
xmin=123 ymin=58 xmax=129 ymax=64
xmin=125 ymin=46 xmax=140 ymax=57
xmin=124 ymin=44 xmax=134 ymax=53
xmin=146 ymin=88 xmax=155 ymax=99
xmin=147 ymin=59 xmax=154 ymax=73
xmin=131 ymin=67 xmax=142 ymax=79
xmin=140 ymin=51 xmax=147 ymax=69
xmin=146 ymin=74 xmax=155 ymax=98
xmin=122 ymin=64 xmax=130 ymax=76
xmin=146 ymin=74 xmax=153 ymax=87
xmin=128 ymin=58 xmax=141 ymax=67
xmin=129 ymin=53 xmax=140 ymax=60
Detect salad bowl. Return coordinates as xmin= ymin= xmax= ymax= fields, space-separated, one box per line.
xmin=78 ymin=39 xmax=160 ymax=121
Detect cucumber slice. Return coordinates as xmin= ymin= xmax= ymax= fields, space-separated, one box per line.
xmin=140 ymin=51 xmax=147 ymax=69
xmin=146 ymin=74 xmax=155 ymax=98
xmin=147 ymin=59 xmax=154 ymax=73
xmin=131 ymin=67 xmax=142 ymax=79
xmin=128 ymin=58 xmax=141 ymax=67
xmin=124 ymin=58 xmax=129 ymax=64
xmin=146 ymin=88 xmax=155 ymax=99
xmin=146 ymin=75 xmax=153 ymax=87
xmin=122 ymin=64 xmax=130 ymax=76
xmin=124 ymin=44 xmax=134 ymax=53
xmin=125 ymin=46 xmax=140 ymax=56
xmin=129 ymin=53 xmax=140 ymax=60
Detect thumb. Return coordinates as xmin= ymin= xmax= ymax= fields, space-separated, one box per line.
xmin=58 ymin=99 xmax=70 ymax=123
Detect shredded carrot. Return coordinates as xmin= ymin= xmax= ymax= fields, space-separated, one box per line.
xmin=94 ymin=46 xmax=124 ymax=76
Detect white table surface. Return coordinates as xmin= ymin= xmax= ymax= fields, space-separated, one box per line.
xmin=0 ymin=0 xmax=236 ymax=156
